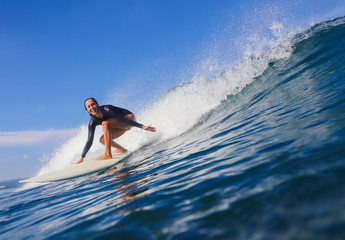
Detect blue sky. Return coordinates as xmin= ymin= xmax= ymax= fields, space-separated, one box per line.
xmin=1 ymin=0 xmax=345 ymax=181
xmin=1 ymin=0 xmax=241 ymax=131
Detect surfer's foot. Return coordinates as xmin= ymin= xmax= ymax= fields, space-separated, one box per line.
xmin=112 ymin=148 xmax=127 ymax=154
xmin=96 ymin=154 xmax=112 ymax=160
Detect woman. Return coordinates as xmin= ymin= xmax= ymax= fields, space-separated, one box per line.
xmin=77 ymin=97 xmax=156 ymax=163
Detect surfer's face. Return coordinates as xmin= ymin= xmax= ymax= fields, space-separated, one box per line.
xmin=85 ymin=99 xmax=99 ymax=115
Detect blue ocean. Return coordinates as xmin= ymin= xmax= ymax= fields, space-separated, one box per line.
xmin=1 ymin=16 xmax=345 ymax=239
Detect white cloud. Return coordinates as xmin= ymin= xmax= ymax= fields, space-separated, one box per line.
xmin=0 ymin=128 xmax=78 ymax=147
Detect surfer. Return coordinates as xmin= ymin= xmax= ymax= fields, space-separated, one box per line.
xmin=77 ymin=98 xmax=156 ymax=164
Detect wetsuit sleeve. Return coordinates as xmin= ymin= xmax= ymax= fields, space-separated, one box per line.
xmin=115 ymin=114 xmax=143 ymax=128
xmin=81 ymin=121 xmax=96 ymax=158
xmin=106 ymin=106 xmax=143 ymax=128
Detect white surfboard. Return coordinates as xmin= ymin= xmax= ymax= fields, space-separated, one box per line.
xmin=20 ymin=154 xmax=127 ymax=183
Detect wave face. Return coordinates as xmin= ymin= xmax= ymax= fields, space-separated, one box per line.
xmin=1 ymin=16 xmax=345 ymax=239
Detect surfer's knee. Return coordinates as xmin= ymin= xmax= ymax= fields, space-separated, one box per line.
xmin=102 ymin=120 xmax=110 ymax=129
xmin=99 ymin=136 xmax=104 ymax=144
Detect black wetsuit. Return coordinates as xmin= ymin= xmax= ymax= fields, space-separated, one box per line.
xmin=81 ymin=105 xmax=143 ymax=158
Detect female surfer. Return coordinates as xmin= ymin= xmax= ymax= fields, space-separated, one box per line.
xmin=77 ymin=97 xmax=156 ymax=163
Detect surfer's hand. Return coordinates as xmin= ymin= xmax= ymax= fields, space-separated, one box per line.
xmin=142 ymin=125 xmax=156 ymax=132
xmin=77 ymin=157 xmax=84 ymax=164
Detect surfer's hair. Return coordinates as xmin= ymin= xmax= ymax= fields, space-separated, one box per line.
xmin=84 ymin=97 xmax=99 ymax=110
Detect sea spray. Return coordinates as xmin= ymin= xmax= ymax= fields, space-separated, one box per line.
xmin=138 ymin=35 xmax=294 ymax=136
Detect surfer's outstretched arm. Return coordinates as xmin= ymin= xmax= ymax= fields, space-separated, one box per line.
xmin=77 ymin=121 xmax=96 ymax=164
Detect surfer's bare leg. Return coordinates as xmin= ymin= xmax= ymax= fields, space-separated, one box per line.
xmin=110 ymin=128 xmax=129 ymax=153
xmin=96 ymin=120 xmax=113 ymax=160
xmin=97 ymin=114 xmax=136 ymax=160
xmin=99 ymin=129 xmax=128 ymax=153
